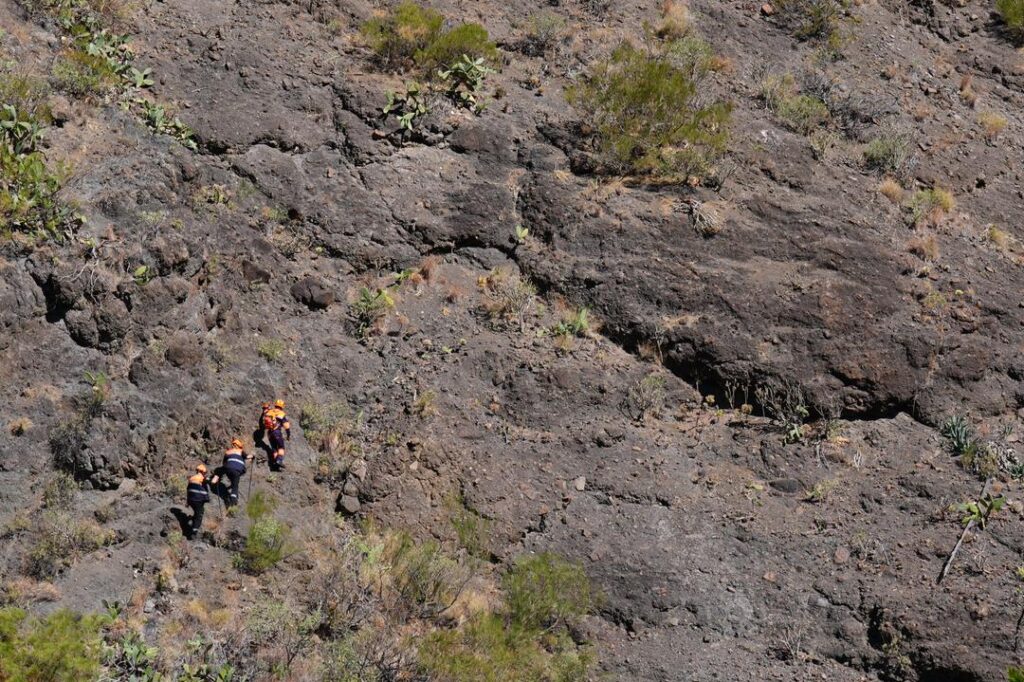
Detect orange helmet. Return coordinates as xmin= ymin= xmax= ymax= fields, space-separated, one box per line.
xmin=231 ymin=438 xmax=243 ymax=448
xmin=262 ymin=402 xmax=270 ymax=409
xmin=196 ymin=463 xmax=207 ymax=474
xmin=274 ymin=399 xmax=285 ymax=409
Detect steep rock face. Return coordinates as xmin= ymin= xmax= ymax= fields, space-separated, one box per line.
xmin=3 ymin=0 xmax=1024 ymax=679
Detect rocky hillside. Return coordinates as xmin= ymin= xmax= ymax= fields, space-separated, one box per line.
xmin=3 ymin=0 xmax=1024 ymax=679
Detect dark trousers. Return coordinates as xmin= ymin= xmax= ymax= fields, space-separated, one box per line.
xmin=269 ymin=431 xmax=286 ymax=467
xmin=188 ymin=500 xmax=206 ymax=537
xmin=224 ymin=468 xmax=242 ymax=505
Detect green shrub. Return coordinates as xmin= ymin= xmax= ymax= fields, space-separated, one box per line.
xmin=0 ymin=101 xmax=75 ymax=241
xmin=386 ymin=533 xmax=470 ymax=620
xmin=663 ymin=34 xmax=715 ymax=81
xmin=909 ymin=187 xmax=954 ymax=226
xmin=48 ymin=416 xmax=89 ymax=476
xmin=775 ymin=0 xmax=845 ymax=40
xmin=256 ymin=338 xmax=286 ymax=362
xmin=50 ymin=49 xmax=119 ymax=97
xmin=0 ymin=607 xmax=105 ymax=681
xmin=758 ymin=74 xmax=828 ymax=135
xmin=863 ymin=130 xmax=912 ymax=176
xmin=42 ymin=472 xmax=78 ymax=509
xmin=301 ymin=402 xmax=360 ymax=456
xmin=416 ymin=22 xmax=498 ymax=71
xmin=566 ymin=41 xmax=731 ymax=179
xmin=350 ymin=286 xmax=395 ymax=336
xmin=504 ymin=553 xmax=592 ymax=632
xmin=361 ymin=2 xmax=497 ymax=72
xmin=446 ymin=493 xmax=493 ymax=560
xmin=25 ymin=511 xmax=113 ymax=578
xmin=419 ymin=552 xmax=594 ymax=682
xmin=419 ymin=611 xmax=591 ymax=682
xmin=362 ymin=1 xmax=444 ymax=70
xmin=0 ymin=72 xmax=52 ymax=122
xmin=998 ymin=0 xmax=1024 ymax=37
xmin=522 ymin=12 xmax=566 ymax=56
xmin=776 ymin=94 xmax=829 ymax=135
xmin=134 ymin=99 xmax=198 ymax=150
xmin=235 ymin=492 xmax=292 ymax=574
xmin=382 ymin=82 xmax=430 ymax=131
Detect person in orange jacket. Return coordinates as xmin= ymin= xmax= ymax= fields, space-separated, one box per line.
xmin=221 ymin=438 xmax=252 ymax=507
xmin=262 ymin=399 xmax=291 ymax=471
xmin=186 ymin=463 xmax=218 ymax=539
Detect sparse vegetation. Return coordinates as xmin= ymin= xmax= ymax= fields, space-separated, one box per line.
xmin=256 ymin=338 xmax=287 ymax=362
xmin=805 ymin=478 xmax=839 ymax=503
xmin=624 ymin=373 xmax=666 ymax=421
xmin=863 ymin=129 xmax=913 ymax=177
xmin=775 ymin=0 xmax=847 ymax=42
xmin=42 ymin=472 xmax=77 ymax=510
xmin=420 ymin=552 xmax=593 ymax=681
xmin=909 ymin=187 xmax=954 ymax=226
xmin=755 ymin=382 xmax=809 ymax=444
xmin=383 ymin=81 xmax=430 ymax=132
xmin=978 ymin=111 xmax=1008 ymax=141
xmin=566 ymin=39 xmax=731 ymax=180
xmin=0 ymin=98 xmax=76 ymax=241
xmin=25 ymin=511 xmax=114 ymax=578
xmin=956 ymin=493 xmax=1005 ymax=529
xmin=235 ymin=491 xmax=293 ymax=575
xmin=482 ymin=268 xmax=536 ymax=333
xmin=9 ymin=416 xmax=32 ymax=436
xmin=439 ymin=55 xmax=493 ymax=113
xmin=759 ymin=73 xmax=828 ymax=135
xmin=446 ymin=493 xmax=494 ymax=560
xmin=361 ymin=1 xmax=498 ymax=72
xmin=878 ymin=177 xmax=904 ymax=203
xmin=552 ymin=307 xmax=591 ymax=338
xmin=0 ymin=607 xmax=105 ymax=680
xmin=411 ymin=388 xmax=438 ymax=418
xmin=688 ymin=199 xmax=725 ymax=236
xmin=301 ymin=402 xmax=361 ymax=478
xmin=135 ymin=99 xmax=198 ymax=150
xmin=351 ymin=285 xmax=396 ymax=336
xmin=997 ymin=0 xmax=1024 ymax=39
xmin=522 ymin=12 xmax=566 ymax=56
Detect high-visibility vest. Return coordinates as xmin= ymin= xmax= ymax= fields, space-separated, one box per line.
xmin=187 ymin=473 xmax=210 ymax=503
xmin=224 ymin=447 xmax=247 ymax=472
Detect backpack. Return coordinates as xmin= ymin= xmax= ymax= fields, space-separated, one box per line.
xmin=263 ymin=410 xmax=279 ymax=431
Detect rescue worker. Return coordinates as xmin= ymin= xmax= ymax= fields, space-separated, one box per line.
xmin=186 ymin=463 xmax=218 ymax=539
xmin=257 ymin=402 xmax=271 ymax=438
xmin=264 ymin=399 xmax=291 ymax=471
xmin=221 ymin=438 xmax=252 ymax=506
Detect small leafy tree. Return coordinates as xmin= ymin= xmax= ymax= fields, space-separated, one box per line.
xmin=566 ymin=41 xmax=731 ymax=179
xmin=235 ymin=492 xmax=293 ymax=575
xmin=998 ymin=0 xmax=1024 ymax=39
xmin=0 ymin=607 xmax=105 ymax=680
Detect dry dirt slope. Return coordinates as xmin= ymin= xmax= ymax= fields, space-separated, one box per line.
xmin=3 ymin=0 xmax=1024 ymax=679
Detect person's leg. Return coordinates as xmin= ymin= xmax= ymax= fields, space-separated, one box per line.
xmin=269 ymin=432 xmax=285 ymax=469
xmin=227 ymin=469 xmax=240 ymax=505
xmin=190 ymin=501 xmax=205 ymax=537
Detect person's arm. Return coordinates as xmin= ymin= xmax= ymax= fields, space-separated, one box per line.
xmin=284 ymin=418 xmax=291 ymax=440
